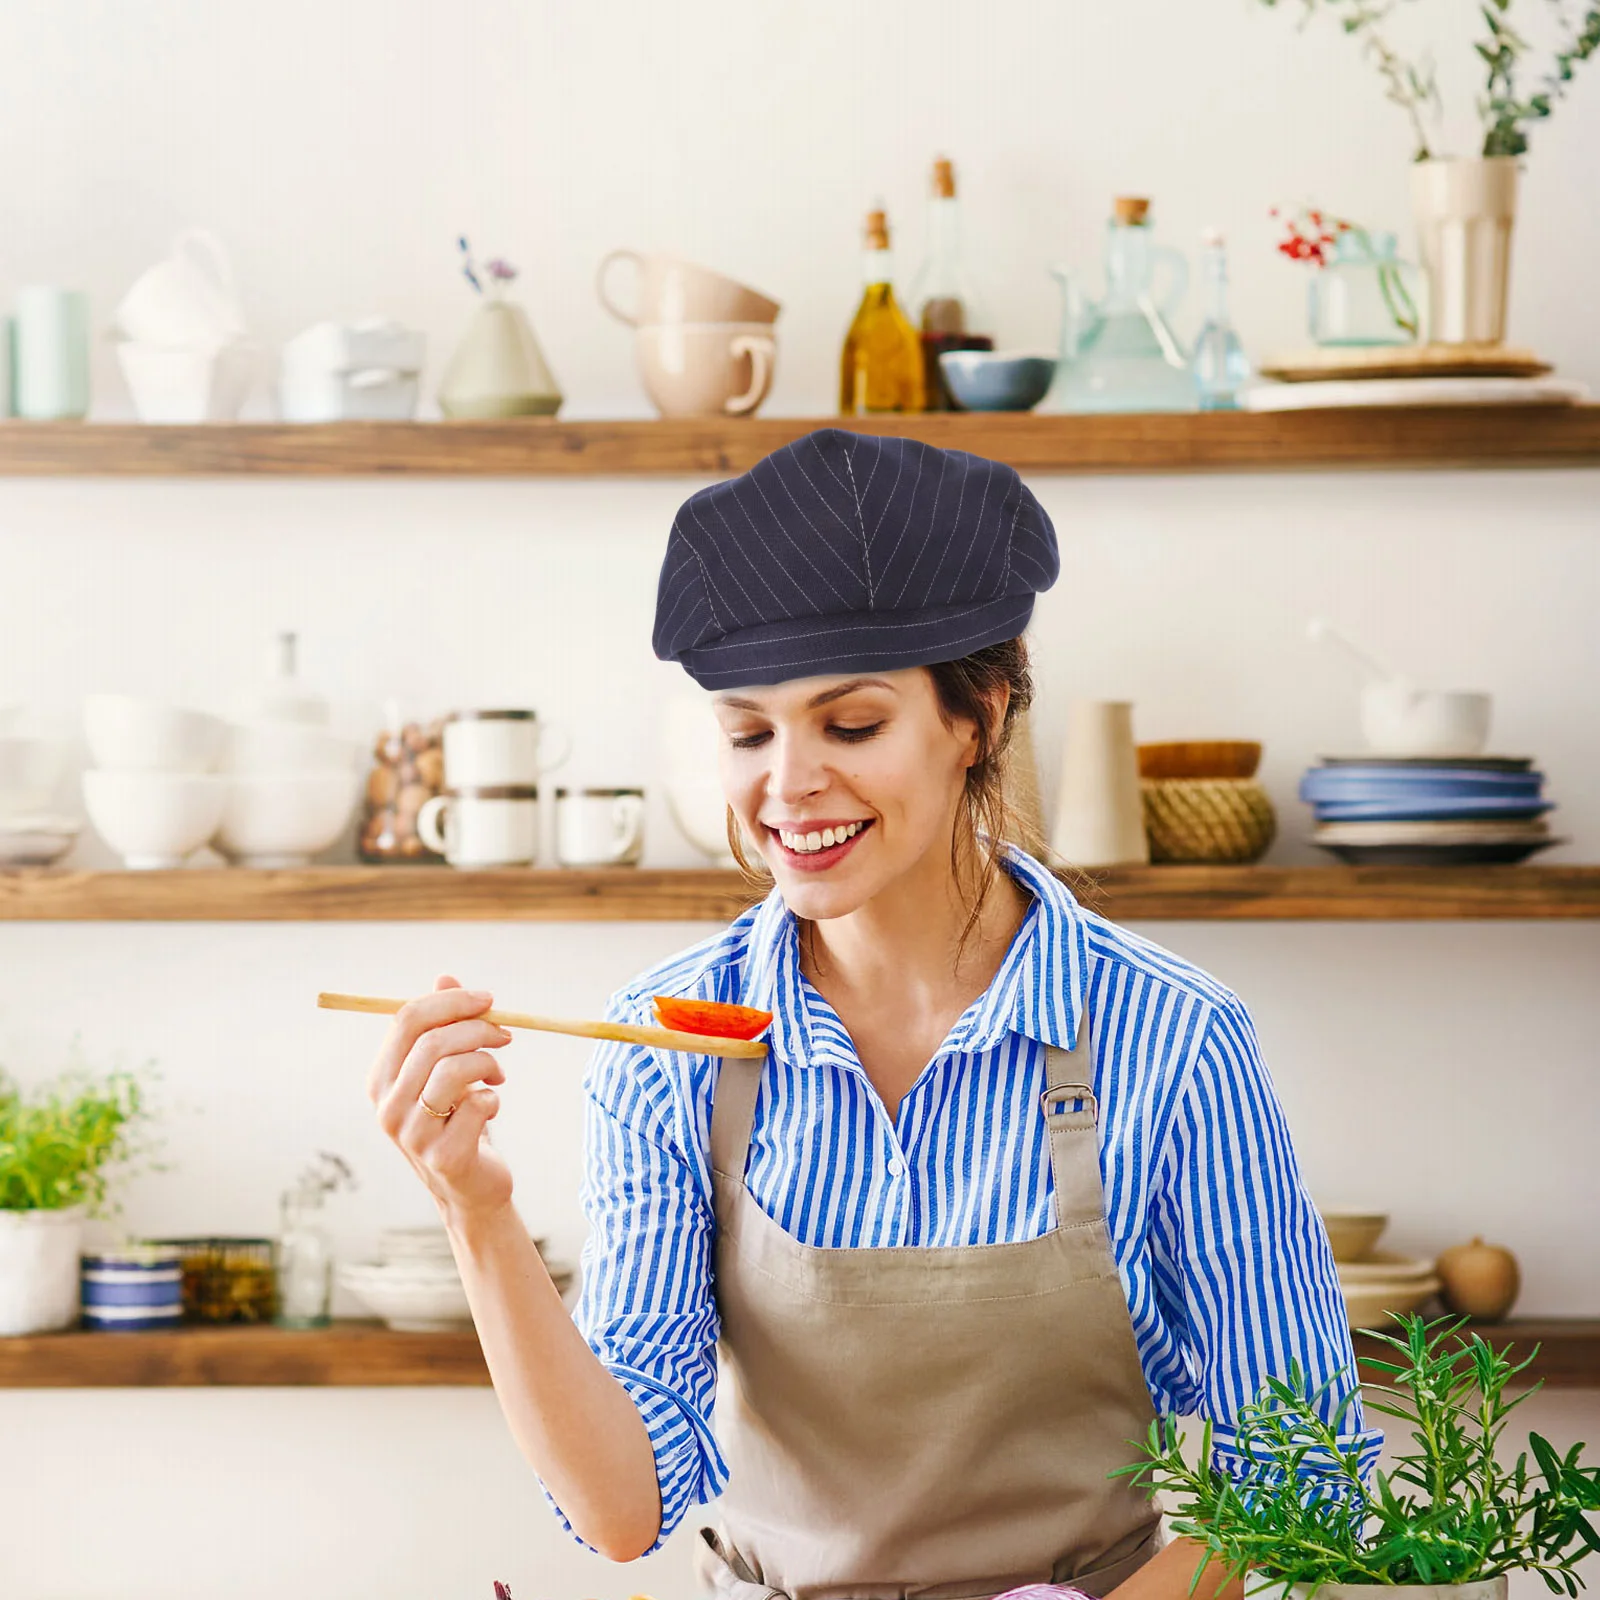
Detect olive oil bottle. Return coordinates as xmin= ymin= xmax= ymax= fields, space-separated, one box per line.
xmin=839 ymin=205 xmax=925 ymax=414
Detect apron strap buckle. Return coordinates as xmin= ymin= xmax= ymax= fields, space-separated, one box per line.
xmin=1040 ymin=1082 xmax=1099 ymax=1123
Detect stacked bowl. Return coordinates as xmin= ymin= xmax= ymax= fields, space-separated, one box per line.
xmin=1300 ymin=755 xmax=1561 ymax=865
xmin=1320 ymin=1210 xmax=1440 ymax=1331
xmin=340 ymin=1227 xmax=575 ymax=1332
xmin=0 ymin=710 xmax=78 ymax=866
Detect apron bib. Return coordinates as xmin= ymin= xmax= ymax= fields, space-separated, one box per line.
xmin=695 ymin=983 xmax=1164 ymax=1600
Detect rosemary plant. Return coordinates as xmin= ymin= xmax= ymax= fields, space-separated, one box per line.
xmin=1113 ymin=1315 xmax=1600 ymax=1599
xmin=1256 ymin=0 xmax=1600 ymax=159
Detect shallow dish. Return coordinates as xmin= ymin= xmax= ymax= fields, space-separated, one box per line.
xmin=0 ymin=816 xmax=81 ymax=868
xmin=1338 ymin=1250 xmax=1436 ymax=1286
xmin=1318 ymin=754 xmax=1534 ymax=771
xmin=1309 ymin=796 xmax=1553 ymax=822
xmin=339 ymin=1261 xmax=472 ymax=1331
xmin=1138 ymin=741 xmax=1261 ymax=781
xmin=1311 ymin=836 xmax=1562 ymax=867
xmin=938 ymin=351 xmax=1056 ymax=412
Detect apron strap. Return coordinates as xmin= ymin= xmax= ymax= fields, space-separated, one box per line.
xmin=710 ymin=1056 xmax=763 ymax=1181
xmin=1040 ymin=991 xmax=1104 ymax=1231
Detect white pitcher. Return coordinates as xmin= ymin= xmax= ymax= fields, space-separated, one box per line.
xmin=114 ymin=228 xmax=247 ymax=350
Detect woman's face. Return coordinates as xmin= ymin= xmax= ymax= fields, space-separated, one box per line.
xmin=712 ymin=668 xmax=980 ymax=921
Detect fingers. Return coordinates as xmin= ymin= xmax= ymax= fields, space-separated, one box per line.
xmin=366 ymin=980 xmax=494 ymax=1105
xmin=414 ymin=1085 xmax=501 ymax=1170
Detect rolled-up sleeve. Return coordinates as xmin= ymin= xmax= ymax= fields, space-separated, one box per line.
xmin=538 ymin=997 xmax=729 ymax=1553
xmin=1158 ymin=994 xmax=1383 ymax=1489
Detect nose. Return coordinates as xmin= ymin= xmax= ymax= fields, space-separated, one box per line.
xmin=765 ymin=729 xmax=828 ymax=809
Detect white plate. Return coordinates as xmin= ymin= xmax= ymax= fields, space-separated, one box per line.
xmin=1338 ymin=1250 xmax=1436 ymax=1285
xmin=1243 ymin=377 xmax=1589 ymax=410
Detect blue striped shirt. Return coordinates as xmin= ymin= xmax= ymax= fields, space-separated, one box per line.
xmin=547 ymin=847 xmax=1380 ymax=1553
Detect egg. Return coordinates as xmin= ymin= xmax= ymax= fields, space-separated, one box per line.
xmin=1435 ymin=1236 xmax=1521 ymax=1321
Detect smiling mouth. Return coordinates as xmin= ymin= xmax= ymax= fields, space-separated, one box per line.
xmin=767 ymin=819 xmax=873 ymax=866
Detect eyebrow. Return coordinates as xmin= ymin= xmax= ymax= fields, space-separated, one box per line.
xmin=716 ymin=677 xmax=895 ymax=713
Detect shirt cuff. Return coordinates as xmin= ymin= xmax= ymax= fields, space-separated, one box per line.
xmin=539 ymin=1365 xmax=729 ymax=1556
xmin=1209 ymin=1421 xmax=1384 ymax=1502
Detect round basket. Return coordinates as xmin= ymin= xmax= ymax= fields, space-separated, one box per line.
xmin=1141 ymin=778 xmax=1276 ymax=864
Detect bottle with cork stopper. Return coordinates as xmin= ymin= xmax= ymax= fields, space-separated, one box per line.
xmin=840 ymin=203 xmax=925 ymax=414
xmin=908 ymin=156 xmax=994 ymax=409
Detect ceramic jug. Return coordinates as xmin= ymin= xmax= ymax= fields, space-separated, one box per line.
xmin=1040 ymin=198 xmax=1195 ymax=413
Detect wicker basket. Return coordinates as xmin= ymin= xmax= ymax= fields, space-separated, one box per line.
xmin=1141 ymin=778 xmax=1276 ymax=864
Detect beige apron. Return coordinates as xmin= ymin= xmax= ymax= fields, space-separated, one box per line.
xmin=694 ymin=985 xmax=1165 ymax=1600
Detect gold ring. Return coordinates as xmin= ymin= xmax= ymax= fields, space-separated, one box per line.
xmin=419 ymin=1093 xmax=455 ymax=1120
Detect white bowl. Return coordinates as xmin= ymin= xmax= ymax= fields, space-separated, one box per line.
xmin=1337 ymin=1250 xmax=1436 ymax=1286
xmin=0 ymin=736 xmax=67 ymax=816
xmin=82 ymin=769 xmax=226 ymax=868
xmin=339 ymin=1261 xmax=472 ymax=1332
xmin=223 ymin=722 xmax=363 ymax=776
xmin=213 ymin=770 xmax=360 ymax=867
xmin=666 ymin=778 xmax=736 ymax=866
xmin=1341 ymin=1275 xmax=1442 ymax=1331
xmin=85 ymin=694 xmax=226 ymax=774
xmin=0 ymin=816 xmax=81 ymax=868
xmin=1319 ymin=1209 xmax=1389 ymax=1263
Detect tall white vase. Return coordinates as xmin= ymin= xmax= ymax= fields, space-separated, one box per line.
xmin=1050 ymin=700 xmax=1149 ymax=868
xmin=0 ymin=1205 xmax=86 ymax=1336
xmin=1411 ymin=157 xmax=1518 ymax=345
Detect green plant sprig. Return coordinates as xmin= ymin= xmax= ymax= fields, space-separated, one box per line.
xmin=1113 ymin=1314 xmax=1600 ymax=1600
xmin=0 ymin=1060 xmax=167 ymax=1215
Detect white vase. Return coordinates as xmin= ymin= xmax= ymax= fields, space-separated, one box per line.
xmin=1263 ymin=1576 xmax=1507 ymax=1600
xmin=1050 ymin=699 xmax=1149 ymax=868
xmin=438 ymin=297 xmax=562 ymax=419
xmin=0 ymin=1205 xmax=87 ymax=1336
xmin=1411 ymin=157 xmax=1518 ymax=345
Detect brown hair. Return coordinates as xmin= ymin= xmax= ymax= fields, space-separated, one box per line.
xmin=727 ymin=637 xmax=1035 ymax=956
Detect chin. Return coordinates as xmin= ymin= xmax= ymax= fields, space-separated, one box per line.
xmin=760 ymin=842 xmax=880 ymax=922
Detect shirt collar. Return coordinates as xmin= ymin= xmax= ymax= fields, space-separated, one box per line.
xmin=736 ymin=844 xmax=1090 ymax=1069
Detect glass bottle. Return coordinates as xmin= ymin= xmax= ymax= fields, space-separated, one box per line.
xmin=1191 ymin=228 xmax=1251 ymax=410
xmin=274 ymin=1185 xmax=333 ymax=1328
xmin=839 ymin=205 xmax=925 ymax=415
xmin=1309 ymin=229 xmax=1422 ymax=346
xmin=908 ymin=157 xmax=994 ymax=410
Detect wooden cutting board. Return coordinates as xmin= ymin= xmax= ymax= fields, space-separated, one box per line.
xmin=1260 ymin=342 xmax=1552 ymax=383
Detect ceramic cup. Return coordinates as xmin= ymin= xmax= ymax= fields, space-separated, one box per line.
xmin=14 ymin=287 xmax=90 ymax=420
xmin=635 ymin=323 xmax=777 ymax=418
xmin=1050 ymin=699 xmax=1150 ymax=867
xmin=416 ymin=787 xmax=539 ymax=868
xmin=442 ymin=710 xmax=569 ymax=790
xmin=555 ymin=788 xmax=645 ymax=867
xmin=1360 ymin=684 xmax=1492 ymax=756
xmin=597 ymin=250 xmax=780 ymax=328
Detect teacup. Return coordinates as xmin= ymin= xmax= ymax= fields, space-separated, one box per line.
xmin=598 ymin=250 xmax=780 ymax=328
xmin=1360 ymin=684 xmax=1492 ymax=756
xmin=635 ymin=323 xmax=777 ymax=418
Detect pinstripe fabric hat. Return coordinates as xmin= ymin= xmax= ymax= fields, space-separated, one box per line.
xmin=652 ymin=428 xmax=1058 ymax=688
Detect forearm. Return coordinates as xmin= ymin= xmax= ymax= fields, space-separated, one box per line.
xmin=1107 ymin=1536 xmax=1242 ymax=1600
xmin=445 ymin=1199 xmax=663 ymax=1560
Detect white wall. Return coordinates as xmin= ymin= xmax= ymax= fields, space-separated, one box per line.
xmin=0 ymin=4 xmax=1597 ymax=1600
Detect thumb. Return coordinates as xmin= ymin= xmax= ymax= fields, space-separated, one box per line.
xmin=435 ymin=974 xmax=463 ymax=991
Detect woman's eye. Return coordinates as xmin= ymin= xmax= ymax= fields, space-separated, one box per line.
xmin=727 ymin=730 xmax=772 ymax=750
xmin=829 ymin=722 xmax=884 ymax=744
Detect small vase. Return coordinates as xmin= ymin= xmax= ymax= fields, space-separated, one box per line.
xmin=274 ymin=1190 xmax=333 ymax=1329
xmin=0 ymin=1205 xmax=87 ymax=1336
xmin=1309 ymin=231 xmax=1423 ymax=347
xmin=439 ymin=296 xmax=562 ymax=419
xmin=1411 ymin=157 xmax=1518 ymax=345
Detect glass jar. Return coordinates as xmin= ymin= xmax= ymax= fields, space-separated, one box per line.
xmin=1309 ymin=230 xmax=1423 ymax=347
xmin=273 ymin=1190 xmax=333 ymax=1328
xmin=359 ymin=708 xmax=446 ymax=863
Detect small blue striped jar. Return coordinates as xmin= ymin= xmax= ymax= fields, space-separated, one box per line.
xmin=80 ymin=1244 xmax=184 ymax=1331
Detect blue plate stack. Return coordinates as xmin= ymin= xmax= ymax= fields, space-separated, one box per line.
xmin=1299 ymin=755 xmax=1564 ymax=865
xmin=81 ymin=1244 xmax=184 ymax=1331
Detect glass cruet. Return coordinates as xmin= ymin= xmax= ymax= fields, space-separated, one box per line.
xmin=273 ymin=1152 xmax=355 ymax=1329
xmin=1040 ymin=196 xmax=1196 ymax=414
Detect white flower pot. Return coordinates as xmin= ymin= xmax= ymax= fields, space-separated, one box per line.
xmin=0 ymin=1205 xmax=87 ymax=1336
xmin=1253 ymin=1574 xmax=1508 ymax=1600
xmin=1411 ymin=157 xmax=1519 ymax=345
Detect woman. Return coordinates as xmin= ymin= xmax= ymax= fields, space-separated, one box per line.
xmin=367 ymin=429 xmax=1377 ymax=1600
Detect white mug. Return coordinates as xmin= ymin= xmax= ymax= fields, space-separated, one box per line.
xmin=1360 ymin=683 xmax=1492 ymax=756
xmin=443 ymin=710 xmax=570 ymax=789
xmin=416 ymin=787 xmax=538 ymax=868
xmin=1050 ymin=699 xmax=1150 ymax=868
xmin=556 ymin=788 xmax=645 ymax=867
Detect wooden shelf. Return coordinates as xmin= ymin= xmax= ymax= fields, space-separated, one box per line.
xmin=1 ymin=1316 xmax=1593 ymax=1388
xmin=0 ymin=864 xmax=1597 ymax=921
xmin=0 ymin=409 xmax=1597 ymax=476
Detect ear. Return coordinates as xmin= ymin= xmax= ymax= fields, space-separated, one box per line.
xmin=960 ymin=683 xmax=1011 ymax=770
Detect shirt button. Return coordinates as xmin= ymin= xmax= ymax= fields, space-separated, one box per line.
xmin=886 ymin=1157 xmax=904 ymax=1177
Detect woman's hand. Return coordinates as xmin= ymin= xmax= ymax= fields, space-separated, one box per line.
xmin=368 ymin=974 xmax=516 ymax=1222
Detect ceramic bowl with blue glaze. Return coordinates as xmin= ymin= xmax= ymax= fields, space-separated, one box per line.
xmin=939 ymin=351 xmax=1057 ymax=412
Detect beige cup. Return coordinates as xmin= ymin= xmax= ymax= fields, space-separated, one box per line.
xmin=1050 ymin=700 xmax=1150 ymax=868
xmin=635 ymin=322 xmax=777 ymax=418
xmin=598 ymin=250 xmax=780 ymax=328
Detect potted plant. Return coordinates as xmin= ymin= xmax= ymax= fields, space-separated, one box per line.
xmin=0 ymin=1057 xmax=165 ymax=1336
xmin=1255 ymin=0 xmax=1600 ymax=344
xmin=1113 ymin=1313 xmax=1600 ymax=1600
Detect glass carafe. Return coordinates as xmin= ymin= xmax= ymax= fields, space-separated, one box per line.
xmin=1309 ymin=229 xmax=1423 ymax=346
xmin=1041 ymin=199 xmax=1195 ymax=414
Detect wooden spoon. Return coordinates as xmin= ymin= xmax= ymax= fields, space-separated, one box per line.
xmin=317 ymin=991 xmax=769 ymax=1058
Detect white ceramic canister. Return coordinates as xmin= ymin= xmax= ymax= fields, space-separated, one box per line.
xmin=1050 ymin=699 xmax=1150 ymax=867
xmin=0 ymin=1205 xmax=87 ymax=1336
xmin=555 ymin=788 xmax=646 ymax=867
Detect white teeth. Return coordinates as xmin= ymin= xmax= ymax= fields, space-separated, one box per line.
xmin=778 ymin=822 xmax=865 ymax=854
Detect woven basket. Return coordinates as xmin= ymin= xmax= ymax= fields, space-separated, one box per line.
xmin=1141 ymin=778 xmax=1276 ymax=864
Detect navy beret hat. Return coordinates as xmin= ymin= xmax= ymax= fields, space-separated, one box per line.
xmin=652 ymin=428 xmax=1059 ymax=689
